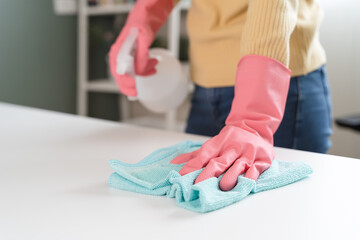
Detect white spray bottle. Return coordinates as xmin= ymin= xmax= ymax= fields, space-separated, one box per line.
xmin=116 ymin=27 xmax=188 ymax=113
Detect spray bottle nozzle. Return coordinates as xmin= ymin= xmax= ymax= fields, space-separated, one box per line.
xmin=116 ymin=27 xmax=138 ymax=75
xmin=116 ymin=27 xmax=139 ymax=100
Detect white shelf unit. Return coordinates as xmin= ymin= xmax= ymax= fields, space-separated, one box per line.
xmin=77 ymin=0 xmax=190 ymax=130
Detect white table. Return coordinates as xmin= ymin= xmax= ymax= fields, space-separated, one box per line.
xmin=1 ymin=102 xmax=360 ymax=240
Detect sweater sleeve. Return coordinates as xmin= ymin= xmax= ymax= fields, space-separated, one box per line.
xmin=239 ymin=0 xmax=298 ymax=67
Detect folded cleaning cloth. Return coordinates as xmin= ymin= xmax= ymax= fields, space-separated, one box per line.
xmin=109 ymin=141 xmax=313 ymax=213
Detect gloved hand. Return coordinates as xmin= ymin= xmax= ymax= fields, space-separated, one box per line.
xmin=170 ymin=55 xmax=291 ymax=191
xmin=109 ymin=0 xmax=174 ymax=97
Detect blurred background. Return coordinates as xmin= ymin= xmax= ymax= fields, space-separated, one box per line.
xmin=0 ymin=0 xmax=359 ymax=158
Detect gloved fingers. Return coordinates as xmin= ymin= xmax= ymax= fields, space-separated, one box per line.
xmin=114 ymin=74 xmax=137 ymax=97
xmin=196 ymin=135 xmax=225 ymax=159
xmin=177 ymin=155 xmax=210 ymax=176
xmin=219 ymin=157 xmax=251 ymax=191
xmin=170 ymin=149 xmax=200 ymax=164
xmin=120 ymin=87 xmax=137 ymax=97
xmin=134 ymin=37 xmax=152 ymax=75
xmin=177 ymin=137 xmax=226 ymax=176
xmin=244 ymin=157 xmax=272 ymax=181
xmin=140 ymin=58 xmax=158 ymax=76
xmin=117 ymin=73 xmax=136 ymax=87
xmin=194 ymin=148 xmax=241 ymax=184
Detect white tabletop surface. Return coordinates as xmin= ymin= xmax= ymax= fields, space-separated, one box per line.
xmin=1 ymin=102 xmax=360 ymax=240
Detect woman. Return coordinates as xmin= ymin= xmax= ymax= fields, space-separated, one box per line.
xmin=109 ymin=0 xmax=332 ymax=191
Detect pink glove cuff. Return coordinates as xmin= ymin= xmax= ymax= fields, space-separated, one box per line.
xmin=226 ymin=55 xmax=291 ymax=144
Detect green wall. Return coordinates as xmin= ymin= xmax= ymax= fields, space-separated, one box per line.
xmin=0 ymin=0 xmax=119 ymax=120
xmin=0 ymin=0 xmax=77 ymax=113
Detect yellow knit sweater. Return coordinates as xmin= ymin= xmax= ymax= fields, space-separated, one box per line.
xmin=183 ymin=0 xmax=326 ymax=87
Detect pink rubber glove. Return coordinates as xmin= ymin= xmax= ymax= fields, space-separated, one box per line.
xmin=170 ymin=55 xmax=291 ymax=191
xmin=109 ymin=0 xmax=174 ymax=97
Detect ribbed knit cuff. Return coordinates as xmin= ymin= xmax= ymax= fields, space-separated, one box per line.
xmin=239 ymin=0 xmax=298 ymax=67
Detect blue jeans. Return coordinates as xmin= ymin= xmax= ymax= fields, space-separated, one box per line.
xmin=186 ymin=65 xmax=333 ymax=153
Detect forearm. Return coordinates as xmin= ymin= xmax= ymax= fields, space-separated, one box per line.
xmin=239 ymin=0 xmax=298 ymax=66
xmin=126 ymin=0 xmax=177 ymax=35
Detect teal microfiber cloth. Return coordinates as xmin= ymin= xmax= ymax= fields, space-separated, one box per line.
xmin=109 ymin=141 xmax=313 ymax=213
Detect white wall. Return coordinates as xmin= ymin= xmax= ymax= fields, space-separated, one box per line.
xmin=317 ymin=0 xmax=360 ymax=158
